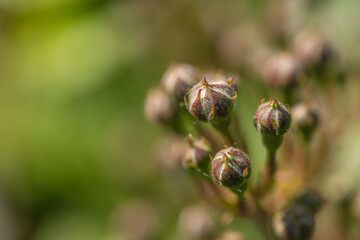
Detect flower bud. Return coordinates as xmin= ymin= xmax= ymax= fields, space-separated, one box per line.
xmin=185 ymin=78 xmax=237 ymax=124
xmin=292 ymin=103 xmax=318 ymax=140
xmin=183 ymin=137 xmax=212 ymax=173
xmin=144 ymin=87 xmax=177 ymax=124
xmin=293 ymin=31 xmax=332 ymax=68
xmin=263 ymin=53 xmax=303 ymax=88
xmin=294 ymin=188 xmax=323 ymax=214
xmin=211 ymin=147 xmax=251 ymax=188
xmin=253 ymin=98 xmax=291 ymax=137
xmin=161 ymin=63 xmax=199 ymax=99
xmin=272 ymin=205 xmax=315 ymax=240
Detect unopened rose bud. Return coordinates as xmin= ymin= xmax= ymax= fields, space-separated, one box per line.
xmin=293 ymin=31 xmax=332 ymax=68
xmin=272 ymin=205 xmax=315 ymax=240
xmin=294 ymin=188 xmax=323 ymax=214
xmin=292 ymin=103 xmax=318 ymax=141
xmin=144 ymin=87 xmax=177 ymax=124
xmin=183 ymin=137 xmax=212 ymax=174
xmin=253 ymin=98 xmax=291 ymax=137
xmin=185 ymin=77 xmax=237 ymax=124
xmin=263 ymin=53 xmax=303 ymax=88
xmin=211 ymin=147 xmax=251 ymax=189
xmin=161 ymin=63 xmax=199 ymax=99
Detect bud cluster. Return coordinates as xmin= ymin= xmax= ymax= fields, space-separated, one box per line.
xmin=185 ymin=77 xmax=237 ymax=124
xmin=145 ymin=23 xmax=345 ymax=240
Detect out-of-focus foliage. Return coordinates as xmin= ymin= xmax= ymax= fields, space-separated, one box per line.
xmin=0 ymin=0 xmax=360 ymax=239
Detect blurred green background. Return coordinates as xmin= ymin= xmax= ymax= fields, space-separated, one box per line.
xmin=1 ymin=0 xmax=360 ymax=239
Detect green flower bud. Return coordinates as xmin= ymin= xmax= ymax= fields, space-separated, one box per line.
xmin=272 ymin=205 xmax=315 ymax=240
xmin=144 ymin=87 xmax=177 ymax=124
xmin=211 ymin=147 xmax=251 ymax=189
xmin=253 ymin=98 xmax=291 ymax=137
xmin=161 ymin=63 xmax=199 ymax=100
xmin=185 ymin=77 xmax=237 ymax=124
xmin=183 ymin=137 xmax=212 ymax=174
xmin=263 ymin=53 xmax=303 ymax=88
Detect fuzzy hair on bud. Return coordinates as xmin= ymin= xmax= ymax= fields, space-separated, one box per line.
xmin=211 ymin=147 xmax=251 ymax=188
xmin=161 ymin=63 xmax=199 ymax=99
xmin=185 ymin=77 xmax=237 ymax=123
xmin=201 ymin=71 xmax=240 ymax=90
xmin=253 ymin=98 xmax=291 ymax=136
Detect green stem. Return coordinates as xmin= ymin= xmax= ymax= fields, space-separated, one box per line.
xmin=231 ymin=114 xmax=248 ymax=152
xmin=255 ymin=134 xmax=282 ymax=194
xmin=265 ymin=149 xmax=277 ymax=189
xmin=212 ymin=118 xmax=235 ymax=146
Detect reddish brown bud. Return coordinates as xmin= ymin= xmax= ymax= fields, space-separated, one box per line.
xmin=263 ymin=53 xmax=303 ymax=88
xmin=253 ymin=98 xmax=291 ymax=136
xmin=211 ymin=147 xmax=251 ymax=188
xmin=183 ymin=137 xmax=212 ymax=173
xmin=185 ymin=77 xmax=237 ymax=123
xmin=144 ymin=87 xmax=177 ymax=124
xmin=272 ymin=205 xmax=315 ymax=240
xmin=161 ymin=63 xmax=199 ymax=99
xmin=293 ymin=31 xmax=332 ymax=68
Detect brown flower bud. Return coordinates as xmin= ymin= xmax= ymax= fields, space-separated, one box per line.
xmin=293 ymin=31 xmax=332 ymax=68
xmin=161 ymin=63 xmax=199 ymax=99
xmin=292 ymin=103 xmax=318 ymax=140
xmin=253 ymin=98 xmax=291 ymax=136
xmin=273 ymin=205 xmax=315 ymax=240
xmin=144 ymin=87 xmax=177 ymax=124
xmin=263 ymin=53 xmax=303 ymax=88
xmin=185 ymin=78 xmax=237 ymax=124
xmin=294 ymin=188 xmax=323 ymax=214
xmin=183 ymin=137 xmax=212 ymax=173
xmin=211 ymin=147 xmax=251 ymax=188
